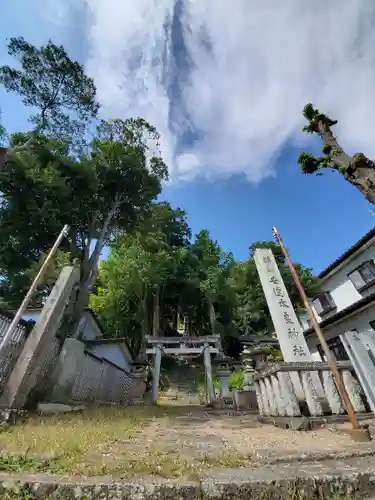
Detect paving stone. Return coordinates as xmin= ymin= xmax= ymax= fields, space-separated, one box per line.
xmin=201 ymin=454 xmax=375 ymax=499
xmin=252 ymin=441 xmax=375 ymax=464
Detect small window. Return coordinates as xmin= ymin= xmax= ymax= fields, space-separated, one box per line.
xmin=312 ymin=292 xmax=336 ymax=316
xmin=317 ymin=336 xmax=349 ymax=362
xmin=349 ymin=261 xmax=375 ymax=291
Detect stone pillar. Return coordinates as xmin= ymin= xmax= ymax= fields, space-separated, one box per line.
xmin=277 ymin=371 xmax=301 ymax=416
xmin=49 ymin=338 xmax=85 ymax=403
xmin=151 ymin=344 xmax=162 ymax=405
xmin=271 ymin=374 xmax=285 ymax=416
xmin=301 ymin=371 xmax=323 ymax=416
xmin=218 ymin=368 xmax=232 ymax=399
xmin=342 ymin=370 xmax=365 ymax=413
xmin=264 ymin=376 xmax=278 ymax=415
xmin=254 ymin=381 xmax=265 ymax=415
xmin=203 ymin=343 xmax=215 ymax=405
xmin=241 ymin=348 xmax=255 ymax=390
xmin=259 ymin=379 xmax=270 ymax=415
xmin=0 ymin=266 xmax=80 ymax=409
xmin=322 ymin=370 xmax=344 ymax=415
xmin=128 ymin=366 xmax=147 ymax=405
xmin=341 ymin=331 xmax=375 ymax=414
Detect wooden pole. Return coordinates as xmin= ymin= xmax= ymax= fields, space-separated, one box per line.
xmin=0 ymin=224 xmax=70 ymax=352
xmin=272 ymin=226 xmax=361 ymax=431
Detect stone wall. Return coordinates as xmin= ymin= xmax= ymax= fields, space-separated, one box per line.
xmin=50 ymin=338 xmax=139 ymax=405
xmin=29 ymin=337 xmax=62 ymax=404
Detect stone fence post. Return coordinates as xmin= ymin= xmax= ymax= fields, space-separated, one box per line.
xmin=254 ymin=361 xmax=368 ymax=419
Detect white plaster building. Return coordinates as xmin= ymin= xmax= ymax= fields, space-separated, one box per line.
xmin=12 ymin=306 xmax=134 ymax=373
xmin=83 ymin=338 xmax=133 ymax=373
xmin=303 ymin=227 xmax=375 ymax=365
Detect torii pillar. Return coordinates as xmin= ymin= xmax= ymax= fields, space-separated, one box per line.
xmin=203 ymin=343 xmax=216 ymax=405
xmin=151 ymin=343 xmax=162 ymax=405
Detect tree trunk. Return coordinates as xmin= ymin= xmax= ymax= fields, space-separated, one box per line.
xmin=344 ymin=157 xmax=375 ymax=205
xmin=208 ymin=299 xmax=216 ymax=334
xmin=142 ymin=294 xmax=147 ymax=338
xmin=317 ymin=120 xmax=352 ymax=170
xmin=152 ymin=287 xmax=160 ymax=336
xmin=70 ymin=201 xmax=118 ymax=331
xmin=172 ymin=309 xmax=178 ymax=331
xmin=0 ymin=147 xmax=7 ymax=168
xmin=318 ymin=119 xmax=375 ymax=205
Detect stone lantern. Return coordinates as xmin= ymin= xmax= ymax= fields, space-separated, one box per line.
xmin=241 ymin=347 xmax=257 ymax=391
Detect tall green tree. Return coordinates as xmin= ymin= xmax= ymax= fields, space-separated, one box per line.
xmin=90 ymin=203 xmax=190 ymax=353
xmin=191 ymin=230 xmax=236 ymax=335
xmin=0 ymin=117 xmax=168 ymax=327
xmin=297 ymin=103 xmax=375 ymax=204
xmin=0 ymin=37 xmax=99 ymax=165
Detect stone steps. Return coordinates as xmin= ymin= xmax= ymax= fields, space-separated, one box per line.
xmin=159 ymin=364 xmax=205 ymax=405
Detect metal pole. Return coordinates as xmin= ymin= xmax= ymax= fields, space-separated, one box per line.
xmin=0 ymin=224 xmax=70 ymax=351
xmin=271 ymin=226 xmax=361 ymax=431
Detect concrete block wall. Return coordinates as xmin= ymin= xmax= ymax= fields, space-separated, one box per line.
xmin=50 ymin=338 xmax=138 ymax=406
xmin=32 ymin=337 xmax=61 ymax=397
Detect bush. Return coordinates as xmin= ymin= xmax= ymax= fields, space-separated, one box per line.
xmin=213 ymin=375 xmax=222 ymax=391
xmin=228 ymin=370 xmax=244 ymax=391
xmin=264 ymin=347 xmax=283 ymax=362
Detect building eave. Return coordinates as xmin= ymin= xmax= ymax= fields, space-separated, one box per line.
xmin=318 ymin=227 xmax=375 ymax=280
xmin=304 ymin=292 xmax=375 ymax=337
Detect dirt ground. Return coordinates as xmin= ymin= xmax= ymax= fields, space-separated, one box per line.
xmin=0 ymin=405 xmax=370 ymax=479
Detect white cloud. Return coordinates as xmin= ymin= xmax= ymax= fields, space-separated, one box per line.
xmin=40 ymin=0 xmax=375 ymax=183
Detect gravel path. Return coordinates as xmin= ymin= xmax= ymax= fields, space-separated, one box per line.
xmin=111 ymin=409 xmax=362 ymax=462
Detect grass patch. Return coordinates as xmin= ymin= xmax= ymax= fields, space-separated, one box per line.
xmin=0 ymin=406 xmax=148 ymax=476
xmin=0 ymin=405 xmax=251 ymax=479
xmin=198 ymin=453 xmax=250 ymax=469
xmin=0 ymin=406 xmax=143 ymax=456
xmin=94 ymin=450 xmax=251 ymax=480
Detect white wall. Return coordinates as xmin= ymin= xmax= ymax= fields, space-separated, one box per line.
xmin=89 ymin=344 xmax=131 ymax=372
xmin=306 ymin=303 xmax=375 ymax=356
xmin=19 ymin=309 xmax=101 ymax=341
xmin=311 ymin=241 xmax=375 ymax=323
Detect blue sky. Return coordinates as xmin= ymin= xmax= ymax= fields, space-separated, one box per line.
xmin=1 ymin=0 xmax=375 ymax=274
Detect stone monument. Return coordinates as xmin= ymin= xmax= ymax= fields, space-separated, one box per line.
xmin=254 ymin=248 xmax=324 ymax=400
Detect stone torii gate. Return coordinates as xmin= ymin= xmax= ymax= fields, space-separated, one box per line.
xmin=145 ymin=335 xmax=222 ymax=405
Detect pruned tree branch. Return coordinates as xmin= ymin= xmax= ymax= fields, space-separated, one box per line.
xmin=298 ymin=103 xmax=375 ymax=204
